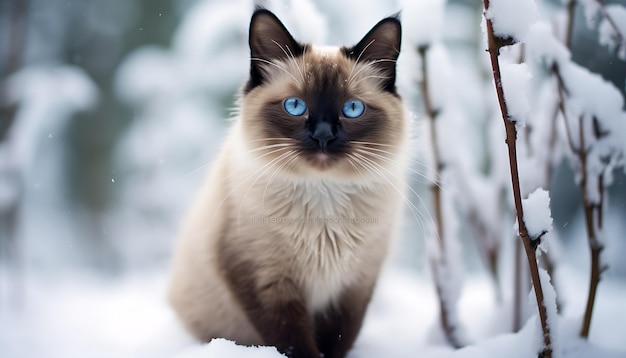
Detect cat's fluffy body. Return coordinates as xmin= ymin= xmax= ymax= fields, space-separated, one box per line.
xmin=168 ymin=9 xmax=407 ymax=358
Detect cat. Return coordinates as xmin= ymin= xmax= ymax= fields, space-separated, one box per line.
xmin=168 ymin=8 xmax=407 ymax=358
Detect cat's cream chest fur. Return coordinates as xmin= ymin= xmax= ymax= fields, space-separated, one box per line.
xmin=169 ymin=122 xmax=404 ymax=324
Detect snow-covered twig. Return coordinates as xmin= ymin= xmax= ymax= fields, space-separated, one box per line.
xmin=417 ymin=45 xmax=464 ymax=349
xmin=552 ymin=63 xmax=612 ymax=338
xmin=482 ymin=0 xmax=553 ymax=355
xmin=418 ymin=46 xmax=444 ymax=248
xmin=548 ymin=0 xmax=626 ymax=335
xmin=564 ymin=0 xmax=577 ymax=49
xmin=596 ymin=0 xmax=626 ymax=56
xmin=577 ymin=0 xmax=626 ymax=59
xmin=576 ymin=115 xmax=607 ymax=339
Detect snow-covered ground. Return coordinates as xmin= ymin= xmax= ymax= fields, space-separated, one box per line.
xmin=1 ymin=259 xmax=625 ymax=358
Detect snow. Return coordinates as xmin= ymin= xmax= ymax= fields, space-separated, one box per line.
xmin=400 ymin=0 xmax=446 ymax=47
xmin=424 ymin=44 xmax=453 ymax=113
xmin=271 ymin=0 xmax=328 ymax=44
xmin=558 ymin=61 xmax=626 ymax=204
xmin=525 ymin=22 xmax=570 ymax=66
xmin=533 ymin=268 xmax=559 ymax=354
xmin=0 ymin=65 xmax=98 ymax=213
xmin=560 ymin=65 xmax=624 ymax=136
xmin=174 ymin=339 xmax=284 ymax=358
xmin=598 ymin=5 xmax=626 ymax=61
xmin=2 ymin=265 xmax=626 ymax=358
xmin=578 ymin=0 xmax=602 ymax=28
xmin=114 ymin=46 xmax=181 ymax=106
xmin=1 ymin=65 xmax=98 ymax=173
xmin=500 ymin=62 xmax=532 ymax=126
xmin=447 ymin=319 xmax=540 ymax=358
xmin=522 ymin=189 xmax=553 ymax=241
xmin=486 ymin=0 xmax=538 ymax=42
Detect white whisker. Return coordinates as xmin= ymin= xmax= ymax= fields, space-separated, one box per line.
xmin=247 ymin=143 xmax=294 ymax=153
xmin=349 ymin=141 xmax=400 ymax=148
xmin=348 ymin=59 xmax=397 ymax=87
xmin=347 ymin=38 xmax=376 ymax=84
xmin=251 ymin=57 xmax=299 ymax=83
xmin=272 ymin=40 xmax=305 ymax=85
xmin=351 ymin=151 xmax=436 ymax=241
xmin=186 ymin=161 xmax=216 ymax=177
xmin=353 ymin=147 xmax=442 ymax=189
xmin=351 ymin=141 xmax=443 ymax=178
xmin=352 ymin=75 xmax=391 ymax=86
xmin=246 ymin=137 xmax=296 ymax=143
xmin=236 ymin=149 xmax=297 ymax=236
xmin=215 ymin=145 xmax=295 ymax=185
xmin=215 ymin=146 xmax=292 ymax=212
xmin=261 ymin=151 xmax=300 ymax=211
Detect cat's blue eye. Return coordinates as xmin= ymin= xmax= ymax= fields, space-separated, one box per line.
xmin=342 ymin=100 xmax=365 ymax=118
xmin=283 ymin=97 xmax=307 ymax=116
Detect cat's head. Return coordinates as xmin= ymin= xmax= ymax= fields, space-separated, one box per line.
xmin=239 ymin=9 xmax=406 ymax=180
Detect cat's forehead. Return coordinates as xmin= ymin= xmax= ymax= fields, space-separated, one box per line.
xmin=310 ymin=45 xmax=341 ymax=57
xmin=298 ymin=47 xmax=351 ymax=96
xmin=305 ymin=46 xmax=348 ymax=70
xmin=258 ymin=44 xmax=381 ymax=97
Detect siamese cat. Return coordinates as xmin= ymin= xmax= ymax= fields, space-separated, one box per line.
xmin=168 ymin=8 xmax=407 ymax=358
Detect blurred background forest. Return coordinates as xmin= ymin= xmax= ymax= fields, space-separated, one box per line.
xmin=0 ymin=0 xmax=625 ymax=356
xmin=2 ymin=0 xmax=624 ymax=274
xmin=1 ymin=0 xmax=196 ymax=274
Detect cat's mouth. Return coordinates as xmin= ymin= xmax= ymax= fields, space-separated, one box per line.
xmin=297 ymin=134 xmax=347 ymax=170
xmin=303 ymin=150 xmax=340 ymax=170
xmin=315 ymin=152 xmax=330 ymax=162
xmin=310 ymin=151 xmax=331 ymax=164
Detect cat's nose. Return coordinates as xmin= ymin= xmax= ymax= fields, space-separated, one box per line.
xmin=311 ymin=121 xmax=336 ymax=149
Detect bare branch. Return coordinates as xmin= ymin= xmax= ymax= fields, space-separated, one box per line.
xmin=417 ymin=45 xmax=465 ymax=349
xmin=482 ymin=0 xmax=553 ymax=355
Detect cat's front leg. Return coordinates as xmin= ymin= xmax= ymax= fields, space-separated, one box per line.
xmin=314 ymin=283 xmax=375 ymax=358
xmin=226 ymin=270 xmax=321 ymax=358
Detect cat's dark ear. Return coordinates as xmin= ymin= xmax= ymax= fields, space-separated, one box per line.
xmin=245 ymin=9 xmax=305 ymax=93
xmin=343 ymin=15 xmax=401 ymax=94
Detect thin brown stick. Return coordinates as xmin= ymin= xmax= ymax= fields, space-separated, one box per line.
xmin=552 ymin=64 xmax=577 ymax=154
xmin=3 ymin=0 xmax=29 ymax=76
xmin=418 ymin=45 xmax=464 ymax=349
xmin=578 ymin=117 xmax=605 ymax=338
xmin=552 ymin=58 xmax=607 ymax=340
xmin=468 ymin=211 xmax=501 ymax=298
xmin=565 ymin=0 xmax=577 ymax=49
xmin=482 ymin=1 xmax=553 ymax=355
xmin=418 ymin=46 xmax=445 ymax=249
xmin=543 ymin=103 xmax=560 ymax=188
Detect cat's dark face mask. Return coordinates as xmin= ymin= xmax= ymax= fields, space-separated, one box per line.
xmin=240 ymin=9 xmax=405 ymax=177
